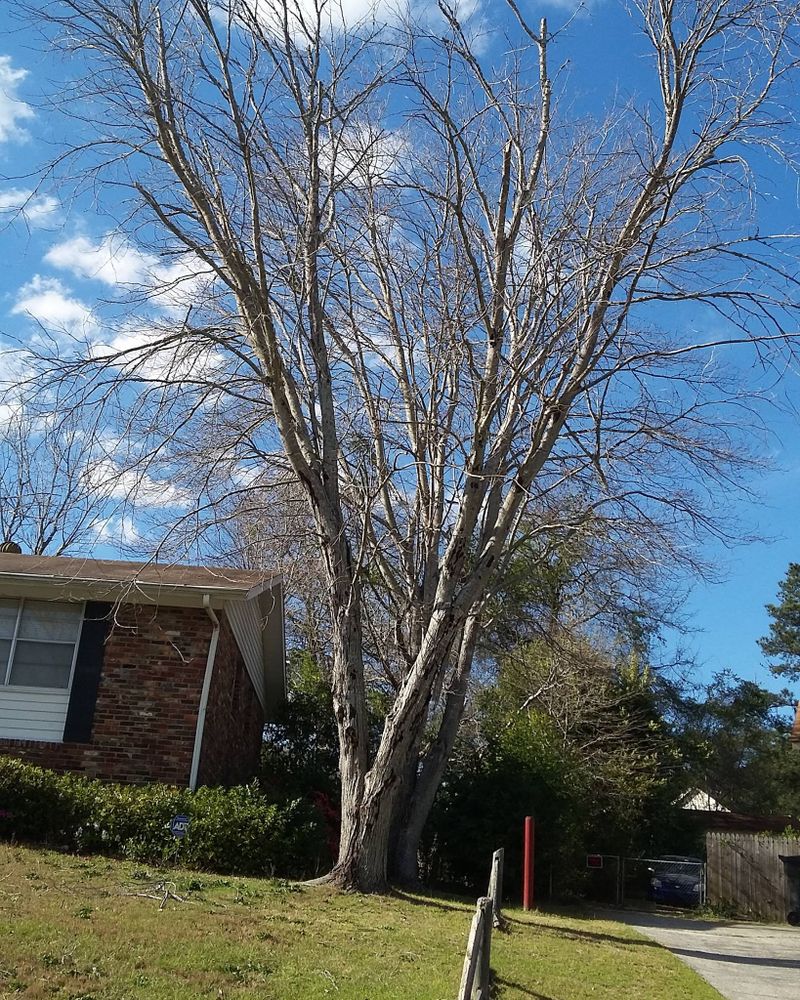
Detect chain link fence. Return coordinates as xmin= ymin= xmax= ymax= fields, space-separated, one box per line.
xmin=583 ymin=854 xmax=706 ymax=908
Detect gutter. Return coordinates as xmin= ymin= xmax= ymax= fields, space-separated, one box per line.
xmin=0 ymin=572 xmax=282 ymax=608
xmin=189 ymin=594 xmax=221 ymax=791
xmin=0 ymin=574 xmax=249 ymax=606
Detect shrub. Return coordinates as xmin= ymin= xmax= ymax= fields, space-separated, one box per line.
xmin=0 ymin=756 xmax=326 ymax=877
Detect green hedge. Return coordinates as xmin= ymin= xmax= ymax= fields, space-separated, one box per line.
xmin=0 ymin=756 xmax=327 ymax=877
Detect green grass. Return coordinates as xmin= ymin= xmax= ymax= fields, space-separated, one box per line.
xmin=0 ymin=844 xmax=722 ymax=1000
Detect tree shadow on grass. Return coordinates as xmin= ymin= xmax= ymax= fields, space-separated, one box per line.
xmin=494 ymin=977 xmax=557 ymax=999
xmin=389 ymin=888 xmax=472 ymax=914
xmin=503 ymin=915 xmax=661 ymax=949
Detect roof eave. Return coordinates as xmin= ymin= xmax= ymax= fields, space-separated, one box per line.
xmin=0 ymin=572 xmax=274 ymax=609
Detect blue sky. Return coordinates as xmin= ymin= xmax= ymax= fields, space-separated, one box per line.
xmin=0 ymin=0 xmax=798 ymax=693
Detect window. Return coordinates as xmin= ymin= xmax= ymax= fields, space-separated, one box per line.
xmin=0 ymin=600 xmax=84 ymax=690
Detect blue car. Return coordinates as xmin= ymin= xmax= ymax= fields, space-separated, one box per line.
xmin=647 ymin=855 xmax=704 ymax=906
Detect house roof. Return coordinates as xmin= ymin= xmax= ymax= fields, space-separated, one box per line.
xmin=679 ymin=789 xmax=730 ymax=812
xmin=685 ymin=809 xmax=800 ymax=833
xmin=0 ymin=553 xmax=276 ymax=608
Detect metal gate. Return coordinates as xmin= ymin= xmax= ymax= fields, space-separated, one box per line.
xmin=585 ymin=854 xmax=706 ymax=908
xmin=584 ymin=854 xmax=623 ymax=905
xmin=622 ymin=855 xmax=706 ymax=907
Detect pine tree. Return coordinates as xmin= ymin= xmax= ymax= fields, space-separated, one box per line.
xmin=759 ymin=564 xmax=800 ymax=681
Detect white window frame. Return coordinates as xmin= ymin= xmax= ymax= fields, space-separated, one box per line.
xmin=0 ymin=598 xmax=85 ymax=695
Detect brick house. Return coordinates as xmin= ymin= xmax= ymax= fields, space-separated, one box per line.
xmin=0 ymin=552 xmax=285 ymax=787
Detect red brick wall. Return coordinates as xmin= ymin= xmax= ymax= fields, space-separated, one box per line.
xmin=0 ymin=605 xmax=263 ymax=786
xmin=198 ymin=616 xmax=264 ymax=786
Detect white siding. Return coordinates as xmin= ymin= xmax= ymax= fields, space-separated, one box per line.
xmin=258 ymin=584 xmax=286 ymax=715
xmin=0 ymin=687 xmax=69 ymax=742
xmin=224 ymin=600 xmax=266 ymax=708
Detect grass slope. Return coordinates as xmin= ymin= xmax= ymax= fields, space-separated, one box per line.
xmin=0 ymin=844 xmax=722 ymax=1000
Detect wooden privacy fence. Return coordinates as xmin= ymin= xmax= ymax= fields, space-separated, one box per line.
xmin=706 ymin=831 xmax=798 ymax=921
xmin=457 ymin=849 xmax=504 ymax=1000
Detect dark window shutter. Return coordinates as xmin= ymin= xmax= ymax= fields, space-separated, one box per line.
xmin=63 ymin=601 xmax=112 ymax=743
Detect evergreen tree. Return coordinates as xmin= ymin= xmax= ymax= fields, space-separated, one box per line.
xmin=759 ymin=564 xmax=800 ymax=681
xmin=662 ymin=672 xmax=800 ymax=817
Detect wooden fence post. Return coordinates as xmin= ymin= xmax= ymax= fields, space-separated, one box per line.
xmin=488 ymin=848 xmax=504 ymax=928
xmin=477 ymin=897 xmax=493 ymax=998
xmin=457 ymin=897 xmax=493 ymax=1000
xmin=457 ymin=900 xmax=483 ymax=1000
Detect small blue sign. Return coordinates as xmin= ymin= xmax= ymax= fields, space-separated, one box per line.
xmin=170 ymin=814 xmax=190 ymax=838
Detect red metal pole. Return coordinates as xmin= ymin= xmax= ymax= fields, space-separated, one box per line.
xmin=523 ymin=815 xmax=535 ymax=910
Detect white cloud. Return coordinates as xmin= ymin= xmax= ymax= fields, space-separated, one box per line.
xmin=90 ymin=516 xmax=114 ymax=540
xmin=234 ymin=0 xmax=481 ymax=35
xmin=0 ymin=55 xmax=34 ymax=143
xmin=45 ymin=234 xmax=155 ymax=286
xmin=0 ymin=347 xmax=30 ymax=425
xmin=537 ymin=0 xmax=596 ymax=10
xmin=0 ymin=188 xmax=59 ymax=225
xmin=230 ymin=463 xmax=262 ymax=487
xmin=0 ymin=346 xmax=26 ymax=386
xmin=247 ymin=0 xmax=406 ymax=32
xmin=89 ymin=321 xmax=225 ymax=383
xmin=320 ymin=0 xmax=481 ymax=26
xmin=44 ymin=234 xmax=215 ymax=314
xmin=119 ymin=515 xmax=140 ymax=544
xmin=91 ymin=514 xmax=141 ymax=546
xmin=87 ymin=458 xmax=189 ymax=508
xmin=0 ymin=399 xmax=20 ymax=427
xmin=315 ymin=0 xmax=407 ymax=24
xmin=150 ymin=255 xmax=215 ymax=313
xmin=322 ymin=124 xmax=408 ymax=188
xmin=11 ymin=275 xmax=97 ymax=337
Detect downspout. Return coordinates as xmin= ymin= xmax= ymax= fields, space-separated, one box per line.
xmin=189 ymin=594 xmax=220 ymax=791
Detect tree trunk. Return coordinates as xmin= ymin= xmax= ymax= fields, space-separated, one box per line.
xmin=323 ymin=672 xmax=414 ymax=890
xmin=387 ymin=727 xmax=427 ymax=886
xmin=326 ymin=634 xmax=465 ymax=890
xmin=327 ymin=779 xmax=398 ymax=891
xmin=391 ymin=618 xmax=479 ymax=885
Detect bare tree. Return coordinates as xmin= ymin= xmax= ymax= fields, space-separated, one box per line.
xmin=0 ymin=403 xmax=122 ymax=555
xmin=211 ymin=476 xmax=334 ymax=667
xmin=18 ymin=0 xmax=800 ymax=889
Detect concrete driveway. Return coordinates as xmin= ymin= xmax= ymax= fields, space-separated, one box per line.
xmin=609 ymin=909 xmax=800 ymax=1000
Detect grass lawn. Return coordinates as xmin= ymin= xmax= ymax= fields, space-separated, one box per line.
xmin=0 ymin=844 xmax=723 ymax=1000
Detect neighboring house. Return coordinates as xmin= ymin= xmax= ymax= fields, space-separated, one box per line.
xmin=679 ymin=789 xmax=730 ymax=813
xmin=792 ymin=701 xmax=800 ymax=750
xmin=0 ymin=550 xmax=285 ymax=788
xmin=680 ymin=785 xmax=800 ymax=835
